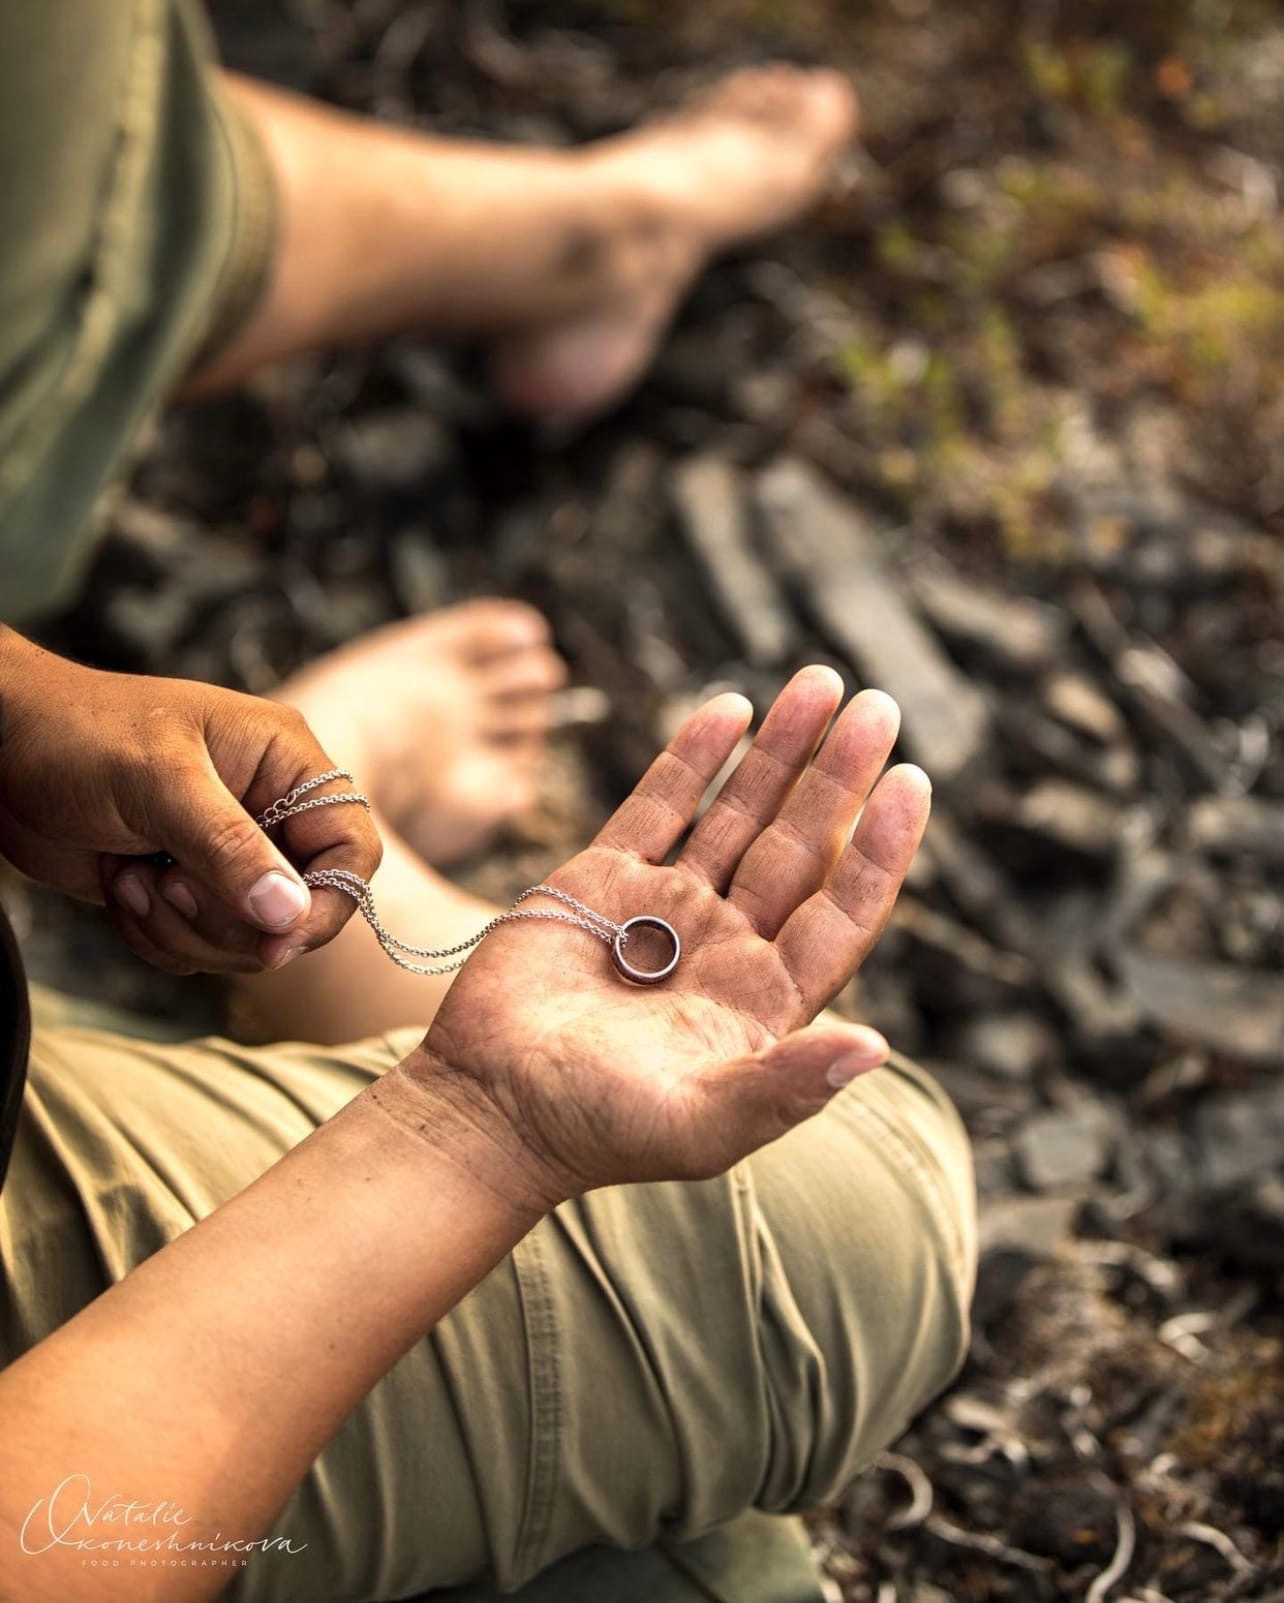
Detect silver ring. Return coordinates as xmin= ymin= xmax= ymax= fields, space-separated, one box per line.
xmin=611 ymin=916 xmax=681 ymax=986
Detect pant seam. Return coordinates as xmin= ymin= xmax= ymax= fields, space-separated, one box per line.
xmin=847 ymin=1093 xmax=971 ymax=1279
xmin=509 ymin=1222 xmax=562 ymax=1583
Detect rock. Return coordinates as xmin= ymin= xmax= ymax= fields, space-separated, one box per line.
xmin=1070 ymin=577 xmax=1233 ymax=791
xmin=972 ymin=1138 xmax=1019 ymax=1199
xmin=1194 ymin=1080 xmax=1284 ymax=1190
xmin=1141 ymin=1127 xmax=1193 ymax=1192
xmin=389 ymin=529 xmax=449 ymax=613
xmin=973 ymin=1196 xmax=1081 ymax=1327
xmin=1015 ymin=1106 xmax=1113 ymax=1190
xmin=1210 ymin=1175 xmax=1284 ymax=1273
xmin=1118 ymin=949 xmax=1284 ymax=1065
xmin=1010 ymin=1479 xmax=1118 ymax=1565
xmin=961 ymin=1013 xmax=1058 ymax=1082
xmin=990 ymin=779 xmax=1125 ymax=861
xmin=972 ymin=1245 xmax=1040 ymax=1329
xmin=1190 ymin=794 xmax=1284 ymax=865
xmin=755 ymin=458 xmax=991 ymax=784
xmin=1043 ymin=671 xmax=1128 ymax=744
xmin=926 ymin=1061 xmax=1037 ymax=1126
xmin=896 ymin=900 xmax=1036 ymax=989
xmin=979 ymin=1194 xmax=1081 ymax=1255
xmin=671 ymin=455 xmax=793 ymax=667
xmin=103 ymin=588 xmax=193 ymax=665
xmin=921 ymin=814 xmax=1039 ymax=955
xmin=909 ymin=566 xmax=1067 ymax=672
xmin=333 ymin=408 xmax=452 ymax=492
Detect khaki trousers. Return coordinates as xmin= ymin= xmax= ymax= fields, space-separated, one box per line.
xmin=1 ymin=999 xmax=974 ymax=1602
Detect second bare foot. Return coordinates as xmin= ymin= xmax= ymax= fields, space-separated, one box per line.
xmin=489 ymin=65 xmax=858 ymax=420
xmin=276 ymin=599 xmax=567 ymax=865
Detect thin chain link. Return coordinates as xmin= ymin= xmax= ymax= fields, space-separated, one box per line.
xmin=256 ymin=769 xmax=371 ymax=830
xmin=256 ymin=774 xmax=628 ymax=976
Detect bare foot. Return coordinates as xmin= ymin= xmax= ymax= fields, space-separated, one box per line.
xmin=489 ymin=65 xmax=858 ymax=420
xmin=276 ymin=600 xmax=567 ymax=864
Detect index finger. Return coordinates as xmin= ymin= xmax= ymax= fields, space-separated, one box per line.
xmin=592 ymin=693 xmax=753 ymax=863
xmin=250 ymin=760 xmax=384 ymax=969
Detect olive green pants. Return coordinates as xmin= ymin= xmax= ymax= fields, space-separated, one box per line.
xmin=1 ymin=997 xmax=974 ymax=1602
xmin=0 ymin=0 xmax=273 ymax=622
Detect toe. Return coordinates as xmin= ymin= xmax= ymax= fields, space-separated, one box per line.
xmin=799 ymin=67 xmax=861 ymax=148
xmin=483 ymin=646 xmax=569 ymax=698
xmin=699 ymin=64 xmax=858 ymax=148
xmin=487 ymin=699 xmax=558 ymax=741
xmin=435 ymin=598 xmax=553 ymax=661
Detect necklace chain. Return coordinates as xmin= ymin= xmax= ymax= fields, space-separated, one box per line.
xmin=255 ymin=770 xmax=628 ymax=976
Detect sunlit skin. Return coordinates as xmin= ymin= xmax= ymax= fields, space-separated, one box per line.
xmin=197 ymin=65 xmax=859 ymax=419
xmin=411 ymin=668 xmax=929 ymax=1197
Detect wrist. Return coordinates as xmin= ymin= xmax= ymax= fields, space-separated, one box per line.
xmin=0 ymin=623 xmax=38 ymax=688
xmin=371 ymin=1045 xmax=571 ymax=1224
xmin=0 ymin=627 xmax=64 ymax=747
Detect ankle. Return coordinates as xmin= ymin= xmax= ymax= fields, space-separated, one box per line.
xmin=562 ymin=145 xmax=703 ymax=300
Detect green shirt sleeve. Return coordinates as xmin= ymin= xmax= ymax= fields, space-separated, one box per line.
xmin=0 ymin=0 xmax=276 ymax=623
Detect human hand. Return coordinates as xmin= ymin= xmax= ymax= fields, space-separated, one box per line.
xmin=400 ymin=667 xmax=929 ymax=1209
xmin=0 ymin=629 xmax=381 ymax=974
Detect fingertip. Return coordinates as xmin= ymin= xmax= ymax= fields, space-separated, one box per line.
xmin=246 ymin=869 xmax=311 ymax=931
xmin=826 ymin=1026 xmax=890 ymax=1087
xmin=846 ymin=1022 xmax=891 ymax=1056
xmin=791 ymin=663 xmax=845 ymax=704
xmin=160 ymin=879 xmax=199 ymax=920
xmin=890 ymin=762 xmax=932 ymax=800
xmin=113 ymin=871 xmax=152 ymax=920
xmin=706 ymin=690 xmax=755 ymax=729
xmin=259 ymin=933 xmax=308 ymax=971
xmin=851 ymin=686 xmax=902 ymax=737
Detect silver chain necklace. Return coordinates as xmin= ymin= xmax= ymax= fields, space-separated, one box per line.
xmin=256 ymin=770 xmax=681 ymax=985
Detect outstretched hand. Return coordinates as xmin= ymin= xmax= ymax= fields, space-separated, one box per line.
xmin=399 ymin=667 xmax=930 ymax=1207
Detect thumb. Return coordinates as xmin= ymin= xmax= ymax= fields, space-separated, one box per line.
xmin=150 ymin=759 xmax=312 ymax=934
xmin=697 ymin=1022 xmax=890 ymax=1167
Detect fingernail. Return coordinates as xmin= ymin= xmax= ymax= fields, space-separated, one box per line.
xmin=162 ymin=882 xmax=199 ymax=920
xmin=248 ymin=871 xmax=309 ymax=929
xmin=268 ymin=945 xmax=307 ymax=971
xmin=826 ymin=1033 xmax=889 ymax=1088
xmin=115 ymin=874 xmax=151 ymax=919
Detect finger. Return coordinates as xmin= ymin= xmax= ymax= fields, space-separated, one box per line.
xmin=485 ymin=696 xmax=558 ymax=740
xmin=155 ymin=866 xmax=268 ymax=965
xmin=146 ymin=749 xmax=313 ymax=936
xmin=729 ymin=689 xmax=901 ymax=936
xmin=678 ymin=1022 xmax=890 ymax=1177
xmin=481 ymin=648 xmax=568 ymax=699
xmin=101 ymin=860 xmax=200 ymax=977
xmin=678 ymin=665 xmax=844 ymax=892
xmin=102 ymin=858 xmax=265 ymax=974
xmin=775 ymin=764 xmax=931 ymax=1016
xmin=593 ymin=692 xmax=754 ymax=863
xmin=254 ymin=789 xmax=384 ymax=969
xmin=445 ymin=599 xmax=552 ymax=659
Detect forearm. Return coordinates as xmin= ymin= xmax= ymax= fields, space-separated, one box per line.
xmin=191 ymin=72 xmax=631 ymax=391
xmin=0 ymin=1049 xmax=549 ymax=1603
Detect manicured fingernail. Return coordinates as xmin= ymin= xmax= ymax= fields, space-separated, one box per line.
xmin=827 ymin=1033 xmax=889 ymax=1087
xmin=115 ymin=874 xmax=151 ymax=919
xmin=162 ymin=882 xmax=199 ymax=919
xmin=268 ymin=945 xmax=307 ymax=971
xmin=248 ymin=871 xmax=308 ymax=929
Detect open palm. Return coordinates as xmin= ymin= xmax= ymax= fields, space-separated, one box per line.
xmin=422 ymin=667 xmax=931 ymax=1197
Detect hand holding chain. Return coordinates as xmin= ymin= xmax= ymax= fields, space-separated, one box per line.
xmin=257 ymin=770 xmax=681 ymax=985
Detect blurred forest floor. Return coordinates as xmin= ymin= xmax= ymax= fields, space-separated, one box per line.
xmin=15 ymin=0 xmax=1284 ymax=1599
